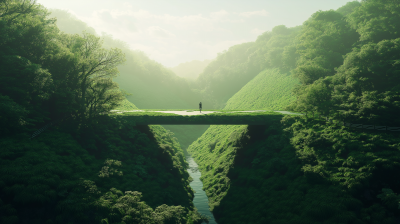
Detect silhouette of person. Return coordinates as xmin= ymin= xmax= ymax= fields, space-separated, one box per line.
xmin=199 ymin=102 xmax=202 ymax=113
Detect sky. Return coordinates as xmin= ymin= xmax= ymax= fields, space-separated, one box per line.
xmin=36 ymin=0 xmax=356 ymax=67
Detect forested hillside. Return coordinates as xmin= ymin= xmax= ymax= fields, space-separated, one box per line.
xmin=49 ymin=9 xmax=200 ymax=110
xmin=188 ymin=116 xmax=400 ymax=224
xmin=1 ymin=118 xmax=210 ymax=223
xmin=0 ymin=1 xmax=207 ymax=223
xmin=286 ymin=0 xmax=400 ymax=126
xmin=188 ymin=0 xmax=400 ymax=223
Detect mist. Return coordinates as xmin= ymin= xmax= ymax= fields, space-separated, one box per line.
xmin=37 ymin=0 xmax=353 ymax=67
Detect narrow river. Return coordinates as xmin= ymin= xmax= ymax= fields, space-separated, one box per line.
xmin=186 ymin=155 xmax=218 ymax=224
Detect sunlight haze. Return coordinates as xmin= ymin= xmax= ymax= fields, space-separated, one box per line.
xmin=36 ymin=0 xmax=354 ymax=67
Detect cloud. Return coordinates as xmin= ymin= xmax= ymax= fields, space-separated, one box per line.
xmin=210 ymin=10 xmax=229 ymax=19
xmin=130 ymin=38 xmax=249 ymax=67
xmin=239 ymin=10 xmax=268 ymax=17
xmin=147 ymin=26 xmax=175 ymax=38
xmin=76 ymin=9 xmax=138 ymax=33
xmin=118 ymin=15 xmax=137 ymax=31
xmin=98 ymin=10 xmax=114 ymax=21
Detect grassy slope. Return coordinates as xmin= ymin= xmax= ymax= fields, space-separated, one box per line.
xmin=0 ymin=116 xmax=208 ymax=223
xmin=188 ymin=116 xmax=400 ymax=224
xmin=114 ymin=98 xmax=139 ymax=111
xmin=224 ymin=68 xmax=299 ymax=110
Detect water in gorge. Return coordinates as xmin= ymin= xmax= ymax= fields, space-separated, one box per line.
xmin=186 ymin=155 xmax=218 ymax=224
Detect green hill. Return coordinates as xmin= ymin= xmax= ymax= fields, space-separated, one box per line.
xmin=114 ymin=53 xmax=199 ymax=109
xmin=114 ymin=98 xmax=139 ymax=111
xmin=224 ymin=68 xmax=299 ymax=110
xmin=193 ymin=25 xmax=301 ymax=109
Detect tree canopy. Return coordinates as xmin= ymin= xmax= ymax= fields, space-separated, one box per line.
xmin=0 ymin=0 xmax=126 ymax=135
xmin=287 ymin=0 xmax=400 ymax=127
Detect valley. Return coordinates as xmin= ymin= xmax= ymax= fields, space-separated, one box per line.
xmin=1 ymin=0 xmax=400 ymax=224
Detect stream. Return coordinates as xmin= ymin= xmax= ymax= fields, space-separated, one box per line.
xmin=186 ymin=155 xmax=218 ymax=224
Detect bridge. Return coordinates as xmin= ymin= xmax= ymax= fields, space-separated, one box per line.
xmin=110 ymin=110 xmax=303 ymax=125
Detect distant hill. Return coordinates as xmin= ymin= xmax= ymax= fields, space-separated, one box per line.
xmin=170 ymin=60 xmax=212 ymax=80
xmin=224 ymin=68 xmax=298 ymax=110
xmin=49 ymin=9 xmax=199 ymax=110
xmin=48 ymin=9 xmax=97 ymax=35
xmin=114 ymin=51 xmax=199 ymax=109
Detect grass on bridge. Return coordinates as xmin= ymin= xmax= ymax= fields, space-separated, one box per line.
xmin=109 ymin=110 xmax=301 ymax=125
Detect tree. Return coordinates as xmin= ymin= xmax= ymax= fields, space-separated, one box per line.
xmin=55 ymin=32 xmax=125 ymax=124
xmin=0 ymin=94 xmax=28 ymax=135
xmin=307 ymin=78 xmax=334 ymax=118
xmin=294 ymin=10 xmax=359 ymax=85
xmin=0 ymin=0 xmax=126 ymax=131
xmin=336 ymin=1 xmax=361 ymax=16
xmin=0 ymin=0 xmax=58 ymax=63
xmin=331 ymin=38 xmax=400 ymax=125
xmin=0 ymin=0 xmax=36 ymax=21
xmin=0 ymin=55 xmax=53 ymax=125
xmin=287 ymin=85 xmax=315 ymax=117
xmin=86 ymin=77 xmax=124 ymax=120
xmin=347 ymin=0 xmax=400 ymax=43
xmin=0 ymin=0 xmax=57 ymax=127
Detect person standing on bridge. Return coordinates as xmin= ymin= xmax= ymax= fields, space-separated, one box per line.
xmin=199 ymin=102 xmax=202 ymax=113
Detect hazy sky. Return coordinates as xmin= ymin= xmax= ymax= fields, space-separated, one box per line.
xmin=36 ymin=0 xmax=355 ymax=67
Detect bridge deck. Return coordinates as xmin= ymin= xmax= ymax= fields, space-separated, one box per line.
xmin=110 ymin=110 xmax=302 ymax=125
